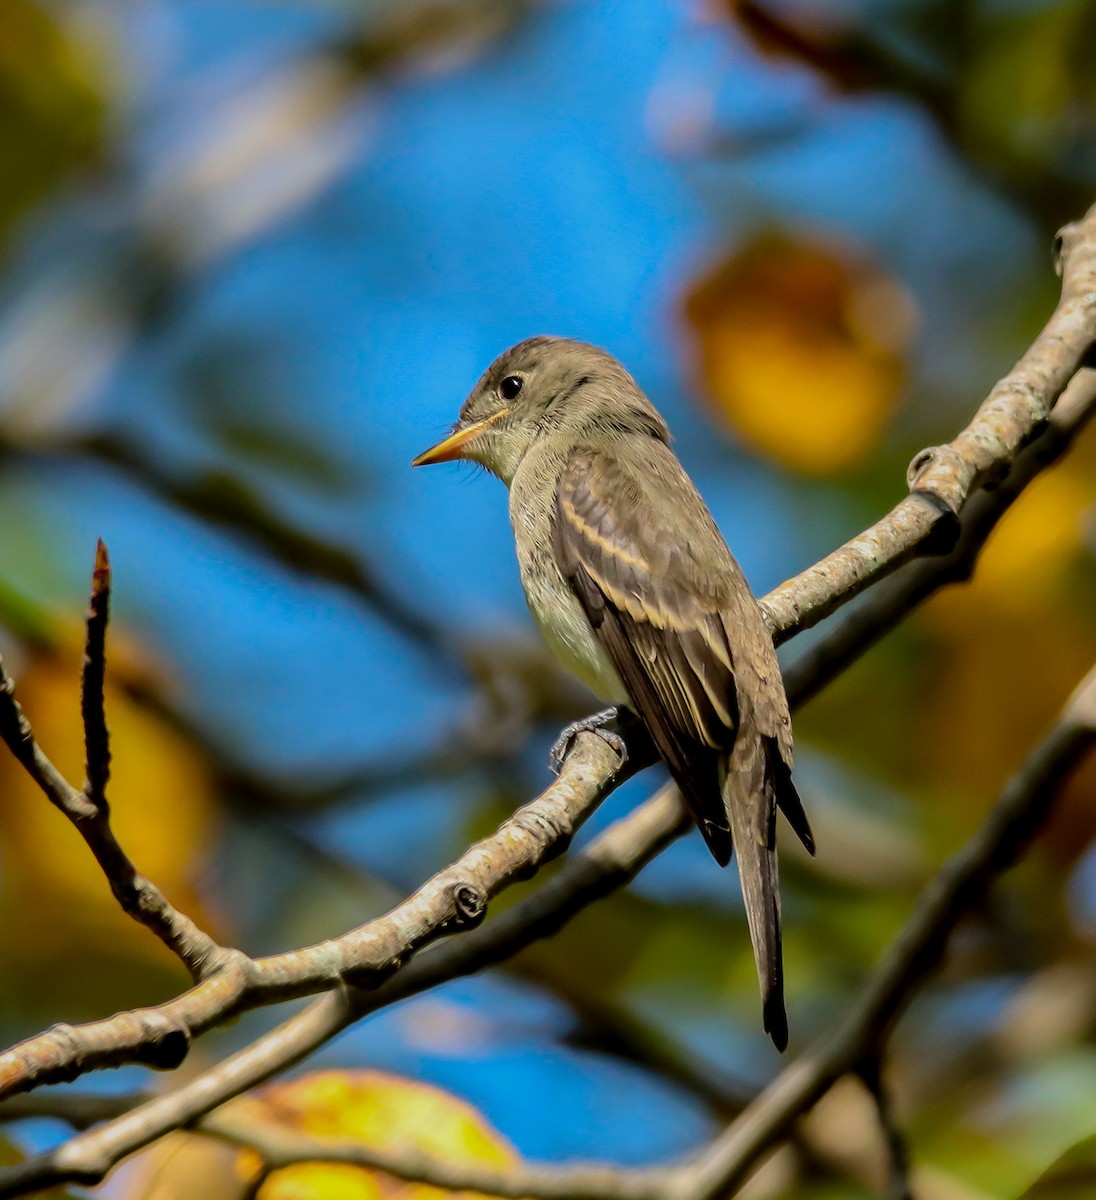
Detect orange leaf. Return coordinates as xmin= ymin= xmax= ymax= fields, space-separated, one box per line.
xmin=683 ymin=234 xmax=915 ymax=474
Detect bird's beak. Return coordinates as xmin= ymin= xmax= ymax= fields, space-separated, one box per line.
xmin=411 ymin=408 xmax=510 ymax=467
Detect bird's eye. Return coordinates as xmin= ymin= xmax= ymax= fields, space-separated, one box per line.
xmin=498 ymin=375 xmax=523 ymax=401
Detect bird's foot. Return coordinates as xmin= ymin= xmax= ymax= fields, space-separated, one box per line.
xmin=549 ymin=707 xmax=629 ymax=775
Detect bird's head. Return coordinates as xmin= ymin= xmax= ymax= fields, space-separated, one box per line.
xmin=412 ymin=336 xmax=669 ymax=484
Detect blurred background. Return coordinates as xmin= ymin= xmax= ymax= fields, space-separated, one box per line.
xmin=1 ymin=0 xmax=1096 ymax=1196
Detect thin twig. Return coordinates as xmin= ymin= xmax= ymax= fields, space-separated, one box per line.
xmin=80 ymin=539 xmax=112 ymax=810
xmin=0 ymin=552 xmax=229 ymax=986
xmin=857 ymin=1061 xmax=913 ymax=1200
xmin=198 ymin=1108 xmax=672 ymax=1200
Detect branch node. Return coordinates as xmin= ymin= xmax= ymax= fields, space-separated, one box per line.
xmin=905 ymin=446 xmax=938 ymax=487
xmin=40 ymin=1024 xmax=85 ymax=1085
xmin=133 ymin=1014 xmax=191 ymax=1071
xmin=905 ymin=444 xmax=964 ymax=510
xmin=905 ymin=446 xmax=963 ymax=552
xmin=198 ymin=945 xmax=253 ymax=984
xmin=1052 ymin=214 xmax=1092 ymax=277
xmin=1053 ymin=227 xmax=1068 ymax=277
xmin=451 ymin=882 xmax=488 ymax=929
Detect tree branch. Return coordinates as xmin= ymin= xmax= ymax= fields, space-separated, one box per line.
xmin=116 ymin=665 xmax=1096 ymax=1200
xmin=762 ymin=201 xmax=1096 ymax=643
xmin=784 ymin=364 xmax=1096 ymax=707
xmin=0 ymin=728 xmax=628 ymax=1103
xmin=14 ymin=662 xmax=1083 ymax=1200
xmin=671 ymin=662 xmax=1096 ymax=1200
xmin=0 ymin=548 xmax=230 ymax=987
xmin=6 ymin=641 xmax=1094 ymax=1199
xmin=0 ymin=204 xmax=1092 ymax=1196
xmin=0 ymin=786 xmax=687 ymax=1195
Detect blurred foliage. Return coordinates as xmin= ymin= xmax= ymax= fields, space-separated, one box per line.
xmin=1023 ymin=1128 xmax=1096 ymax=1199
xmin=0 ymin=1128 xmax=77 ymax=1199
xmin=0 ymin=0 xmax=1093 ymax=1196
xmin=684 ymin=234 xmax=914 ymax=474
xmin=724 ymin=0 xmax=1096 ymax=226
xmin=129 ymin=1070 xmax=517 ymax=1200
xmin=0 ymin=0 xmax=105 ymax=254
xmin=0 ymin=628 xmax=222 ymax=1021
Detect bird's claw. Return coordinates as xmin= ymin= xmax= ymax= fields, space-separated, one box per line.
xmin=549 ymin=707 xmax=628 ymax=775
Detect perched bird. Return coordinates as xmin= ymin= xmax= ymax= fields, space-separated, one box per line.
xmin=412 ymin=337 xmax=812 ymax=1049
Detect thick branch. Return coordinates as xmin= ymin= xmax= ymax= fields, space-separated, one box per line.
xmin=762 ymin=201 xmax=1096 ymax=642
xmin=13 ymin=665 xmax=1089 ymax=1200
xmin=671 ymin=663 xmax=1096 ymax=1200
xmin=0 ymin=730 xmax=626 ymax=1102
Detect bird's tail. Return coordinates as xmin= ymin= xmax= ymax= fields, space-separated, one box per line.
xmin=723 ymin=726 xmax=787 ymax=1051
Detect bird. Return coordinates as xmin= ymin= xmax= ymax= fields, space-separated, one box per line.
xmin=412 ymin=336 xmax=812 ymax=1049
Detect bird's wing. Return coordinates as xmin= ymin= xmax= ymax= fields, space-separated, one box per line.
xmin=551 ymin=445 xmax=752 ymax=864
xmin=553 ymin=445 xmax=813 ymax=1048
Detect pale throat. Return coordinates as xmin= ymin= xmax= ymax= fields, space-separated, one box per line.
xmin=471 ymin=439 xmax=526 ymax=486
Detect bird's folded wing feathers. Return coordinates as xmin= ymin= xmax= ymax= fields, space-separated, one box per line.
xmin=552 ymin=445 xmax=812 ymax=1050
xmin=551 ymin=446 xmax=749 ymax=864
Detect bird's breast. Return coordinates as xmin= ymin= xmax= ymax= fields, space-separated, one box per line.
xmin=509 ymin=463 xmax=628 ymax=705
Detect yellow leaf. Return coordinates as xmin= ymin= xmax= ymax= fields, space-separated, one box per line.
xmin=910 ymin=444 xmax=1096 ymax=813
xmin=683 ymin=235 xmax=914 ymax=474
xmin=127 ymin=1071 xmax=518 ymax=1200
xmin=0 ymin=630 xmax=221 ymax=1014
xmin=0 ymin=0 xmax=106 ymax=243
xmin=930 ymin=467 xmax=1092 ymax=623
xmin=255 ymin=1071 xmax=517 ymax=1200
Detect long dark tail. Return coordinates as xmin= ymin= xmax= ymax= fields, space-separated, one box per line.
xmin=724 ymin=728 xmax=787 ymax=1051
